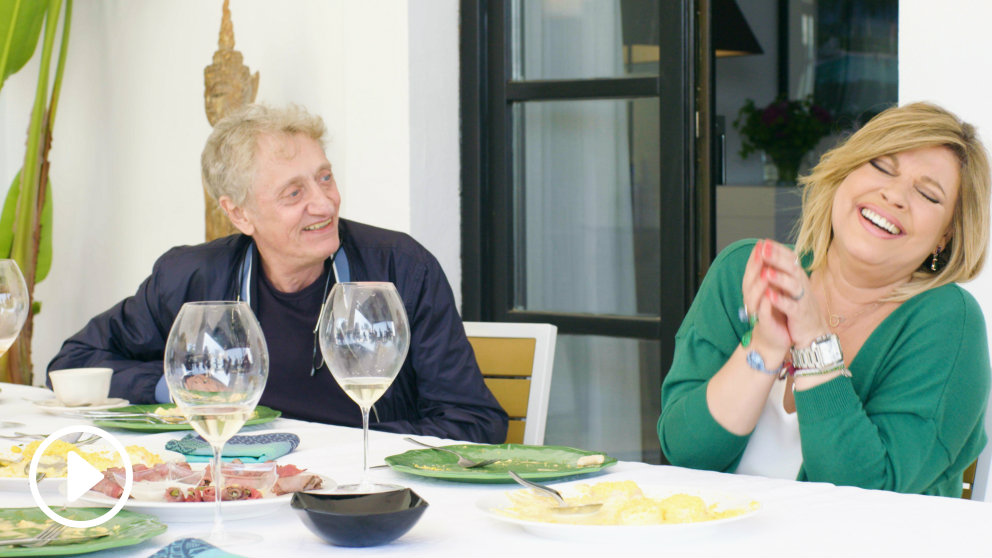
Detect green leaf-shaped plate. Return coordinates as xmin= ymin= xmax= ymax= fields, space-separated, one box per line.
xmin=384 ymin=443 xmax=617 ymax=483
xmin=93 ymin=404 xmax=281 ymax=432
xmin=0 ymin=507 xmax=166 ymax=557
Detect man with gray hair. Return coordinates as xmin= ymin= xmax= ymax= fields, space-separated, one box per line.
xmin=48 ymin=104 xmax=508 ymax=443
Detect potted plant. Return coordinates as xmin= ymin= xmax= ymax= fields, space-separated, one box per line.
xmin=0 ymin=0 xmax=70 ymax=384
xmin=734 ymin=95 xmax=832 ymax=184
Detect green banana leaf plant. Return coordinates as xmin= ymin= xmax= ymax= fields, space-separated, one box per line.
xmin=0 ymin=0 xmax=70 ymax=384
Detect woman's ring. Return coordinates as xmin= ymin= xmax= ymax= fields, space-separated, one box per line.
xmin=792 ymin=287 xmax=805 ymax=301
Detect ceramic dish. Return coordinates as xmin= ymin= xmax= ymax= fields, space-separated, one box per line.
xmin=384 ymin=443 xmax=617 ymax=483
xmin=476 ymin=485 xmax=760 ymax=541
xmin=32 ymin=398 xmax=129 ymax=414
xmin=91 ymin=404 xmax=280 ymax=432
xmin=291 ymin=488 xmax=428 ymax=547
xmin=0 ymin=507 xmax=166 ymax=557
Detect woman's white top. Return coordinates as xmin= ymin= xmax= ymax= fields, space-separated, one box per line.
xmin=735 ymin=378 xmax=803 ymax=480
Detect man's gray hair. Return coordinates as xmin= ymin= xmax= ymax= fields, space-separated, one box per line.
xmin=201 ymin=103 xmax=326 ymax=206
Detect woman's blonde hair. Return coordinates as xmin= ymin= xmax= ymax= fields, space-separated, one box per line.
xmin=795 ymin=102 xmax=991 ymax=300
xmin=201 ymin=103 xmax=326 ymax=207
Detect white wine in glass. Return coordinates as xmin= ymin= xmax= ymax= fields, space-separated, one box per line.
xmin=0 ymin=260 xmax=29 ymax=357
xmin=318 ymin=282 xmax=410 ymax=493
xmin=163 ymin=301 xmax=268 ymax=545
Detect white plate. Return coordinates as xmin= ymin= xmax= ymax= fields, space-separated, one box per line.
xmin=78 ymin=490 xmax=291 ymax=522
xmin=0 ymin=440 xmax=72 ymax=494
xmin=78 ymin=474 xmax=337 ymax=522
xmin=0 ymin=475 xmax=62 ymax=494
xmin=33 ymin=397 xmax=130 ymax=413
xmin=477 ymin=485 xmax=760 ymax=541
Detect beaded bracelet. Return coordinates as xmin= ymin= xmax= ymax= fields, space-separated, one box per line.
xmin=739 ymin=311 xmax=758 ymax=347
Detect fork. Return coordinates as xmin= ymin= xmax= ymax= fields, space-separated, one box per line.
xmin=64 ymin=411 xmax=186 ymax=424
xmin=1 ymin=432 xmax=99 ymax=446
xmin=403 ymin=437 xmax=498 ymax=468
xmin=24 ymin=523 xmax=66 ymax=547
xmin=0 ymin=523 xmax=67 ymax=547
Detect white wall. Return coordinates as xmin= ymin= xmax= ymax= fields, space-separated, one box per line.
xmin=408 ymin=1 xmax=461 ymax=304
xmin=0 ymin=0 xmax=460 ymax=383
xmin=900 ymin=0 xmax=992 ymax=501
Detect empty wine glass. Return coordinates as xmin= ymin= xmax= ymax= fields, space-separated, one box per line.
xmin=317 ymin=282 xmax=410 ymax=492
xmin=163 ymin=301 xmax=269 ymax=544
xmin=0 ymin=260 xmax=29 ymax=356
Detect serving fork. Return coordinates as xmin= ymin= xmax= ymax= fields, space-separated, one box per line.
xmin=507 ymin=471 xmax=603 ymax=515
xmin=403 ymin=437 xmax=498 ymax=468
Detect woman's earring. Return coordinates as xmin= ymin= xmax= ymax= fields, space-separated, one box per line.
xmin=931 ymin=246 xmax=942 ymax=272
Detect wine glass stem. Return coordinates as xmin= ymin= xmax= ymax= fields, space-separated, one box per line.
xmin=210 ymin=441 xmax=225 ymax=539
xmin=360 ymin=406 xmax=371 ymax=484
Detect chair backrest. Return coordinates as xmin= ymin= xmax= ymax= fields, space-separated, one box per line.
xmin=962 ymin=460 xmax=977 ymax=500
xmin=463 ymin=321 xmax=557 ymax=446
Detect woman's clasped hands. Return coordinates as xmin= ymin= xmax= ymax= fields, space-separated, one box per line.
xmin=742 ymin=239 xmax=828 ymax=363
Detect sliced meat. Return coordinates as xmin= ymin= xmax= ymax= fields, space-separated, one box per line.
xmin=272 ymin=473 xmax=322 ymax=495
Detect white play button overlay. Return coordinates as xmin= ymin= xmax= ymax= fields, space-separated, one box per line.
xmin=66 ymin=450 xmax=106 ymax=502
xmin=28 ymin=425 xmax=133 ymax=528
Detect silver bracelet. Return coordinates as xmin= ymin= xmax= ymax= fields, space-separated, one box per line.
xmin=792 ymin=363 xmax=852 ymax=378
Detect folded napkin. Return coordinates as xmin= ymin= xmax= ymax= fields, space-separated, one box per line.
xmin=165 ymin=432 xmax=300 ymax=463
xmin=148 ymin=537 xmax=248 ymax=558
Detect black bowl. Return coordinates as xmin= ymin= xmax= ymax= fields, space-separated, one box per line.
xmin=291 ymin=487 xmax=429 ymax=547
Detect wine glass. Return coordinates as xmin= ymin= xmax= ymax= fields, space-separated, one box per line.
xmin=163 ymin=301 xmax=269 ymax=544
xmin=0 ymin=260 xmax=29 ymax=356
xmin=317 ymin=282 xmax=410 ymax=492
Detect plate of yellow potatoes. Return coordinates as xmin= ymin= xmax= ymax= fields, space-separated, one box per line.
xmin=478 ymin=480 xmax=760 ymax=540
xmin=0 ymin=438 xmax=163 ymax=493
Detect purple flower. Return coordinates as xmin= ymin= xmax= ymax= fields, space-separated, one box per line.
xmin=761 ymin=102 xmax=788 ymax=126
xmin=733 ymin=95 xmax=835 ymax=167
xmin=811 ymin=105 xmax=831 ymax=124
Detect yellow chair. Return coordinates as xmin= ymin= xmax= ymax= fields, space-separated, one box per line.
xmin=966 ymin=404 xmax=992 ymax=500
xmin=962 ymin=460 xmax=977 ymax=500
xmin=464 ymin=322 xmax=557 ymax=445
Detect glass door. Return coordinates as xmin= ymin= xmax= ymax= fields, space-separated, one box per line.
xmin=461 ymin=0 xmax=697 ymax=462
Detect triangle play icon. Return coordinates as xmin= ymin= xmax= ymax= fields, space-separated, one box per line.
xmin=66 ymin=451 xmax=105 ymax=502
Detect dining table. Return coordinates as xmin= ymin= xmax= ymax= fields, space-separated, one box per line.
xmin=1 ymin=381 xmax=991 ymax=557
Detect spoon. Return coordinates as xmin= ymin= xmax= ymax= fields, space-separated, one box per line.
xmin=403 ymin=437 xmax=498 ymax=469
xmin=507 ymin=471 xmax=603 ymax=515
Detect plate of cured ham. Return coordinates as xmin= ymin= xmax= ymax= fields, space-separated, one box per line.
xmin=78 ymin=461 xmax=333 ymax=522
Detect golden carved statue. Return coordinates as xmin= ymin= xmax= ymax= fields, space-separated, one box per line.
xmin=203 ymin=0 xmax=259 ymax=240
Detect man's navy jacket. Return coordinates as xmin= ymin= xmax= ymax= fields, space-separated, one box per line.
xmin=48 ymin=219 xmax=508 ymax=443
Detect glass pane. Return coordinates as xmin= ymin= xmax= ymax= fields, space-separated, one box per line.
xmin=512 ymin=0 xmax=659 ymax=80
xmin=715 ymin=185 xmax=802 ymax=254
xmin=787 ymin=0 xmax=898 ymax=123
xmin=544 ymin=334 xmax=661 ymax=463
xmin=512 ymin=98 xmax=660 ymax=316
xmin=716 ymin=1 xmax=897 ymax=253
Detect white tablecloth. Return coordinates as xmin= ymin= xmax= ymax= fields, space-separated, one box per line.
xmin=1 ymin=382 xmax=990 ymax=557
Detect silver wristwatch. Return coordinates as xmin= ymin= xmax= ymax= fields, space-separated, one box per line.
xmin=790 ymin=333 xmax=844 ymax=370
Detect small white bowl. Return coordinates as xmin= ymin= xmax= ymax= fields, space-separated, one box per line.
xmin=48 ymin=367 xmax=113 ymax=407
